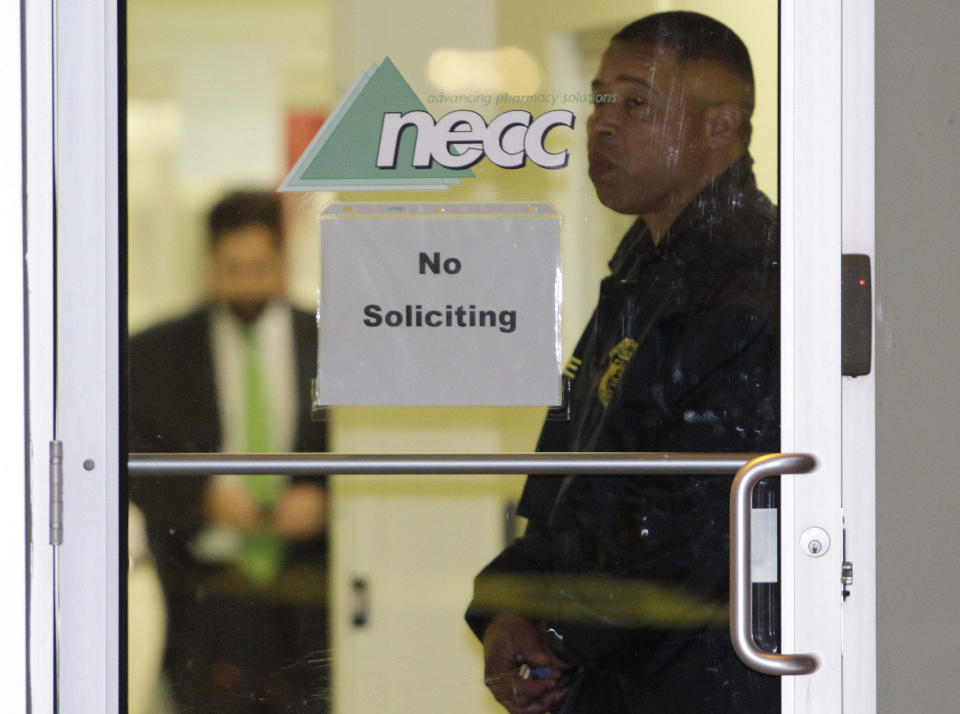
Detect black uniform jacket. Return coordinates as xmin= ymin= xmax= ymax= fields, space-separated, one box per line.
xmin=468 ymin=157 xmax=781 ymax=713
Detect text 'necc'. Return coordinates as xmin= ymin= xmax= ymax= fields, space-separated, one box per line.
xmin=377 ymin=109 xmax=575 ymax=170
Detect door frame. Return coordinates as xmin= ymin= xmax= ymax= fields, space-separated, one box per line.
xmin=21 ymin=0 xmax=57 ymax=712
xmin=781 ymin=0 xmax=844 ymax=709
xmin=3 ymin=2 xmax=30 ymax=712
xmin=840 ymin=0 xmax=877 ymax=711
xmin=50 ymin=0 xmax=124 ymax=711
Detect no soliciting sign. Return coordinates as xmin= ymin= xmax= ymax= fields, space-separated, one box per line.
xmin=317 ymin=203 xmax=561 ymax=406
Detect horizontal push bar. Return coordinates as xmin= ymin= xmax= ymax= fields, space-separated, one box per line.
xmin=127 ymin=451 xmax=760 ymax=477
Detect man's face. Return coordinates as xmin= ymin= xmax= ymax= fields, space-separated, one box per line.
xmin=587 ymin=42 xmax=715 ymax=216
xmin=209 ymin=224 xmax=285 ymax=322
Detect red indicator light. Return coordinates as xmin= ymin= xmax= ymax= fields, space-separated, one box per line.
xmin=859 ymin=279 xmax=866 ymax=286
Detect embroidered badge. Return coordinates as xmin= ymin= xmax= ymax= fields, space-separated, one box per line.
xmin=598 ymin=338 xmax=638 ymax=407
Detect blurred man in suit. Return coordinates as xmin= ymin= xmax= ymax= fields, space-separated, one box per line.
xmin=129 ymin=190 xmax=328 ymax=712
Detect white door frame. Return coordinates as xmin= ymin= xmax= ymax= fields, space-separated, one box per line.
xmin=23 ymin=0 xmax=58 ymax=712
xmin=781 ymin=2 xmax=877 ymax=711
xmin=840 ymin=0 xmax=877 ymax=711
xmin=781 ymin=0 xmax=844 ymax=711
xmin=2 ymin=2 xmax=30 ymax=712
xmin=44 ymin=1 xmax=876 ymax=712
xmin=52 ymin=0 xmax=123 ymax=711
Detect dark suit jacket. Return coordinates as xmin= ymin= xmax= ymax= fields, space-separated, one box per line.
xmin=128 ymin=303 xmax=325 ymax=453
xmin=127 ymin=303 xmax=328 ymax=573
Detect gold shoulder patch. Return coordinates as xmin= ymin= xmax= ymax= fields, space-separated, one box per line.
xmin=598 ymin=338 xmax=639 ymax=407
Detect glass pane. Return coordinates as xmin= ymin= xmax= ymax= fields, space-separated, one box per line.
xmin=125 ymin=2 xmax=780 ymax=712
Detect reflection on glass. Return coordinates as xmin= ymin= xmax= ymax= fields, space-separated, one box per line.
xmin=126 ymin=1 xmax=778 ymax=712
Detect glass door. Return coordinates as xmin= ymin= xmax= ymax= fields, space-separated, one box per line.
xmin=51 ymin=0 xmax=875 ymax=712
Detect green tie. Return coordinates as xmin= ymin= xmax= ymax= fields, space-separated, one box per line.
xmin=239 ymin=327 xmax=286 ymax=586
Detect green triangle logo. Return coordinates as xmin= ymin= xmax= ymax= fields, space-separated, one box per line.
xmin=279 ymin=58 xmax=474 ymax=192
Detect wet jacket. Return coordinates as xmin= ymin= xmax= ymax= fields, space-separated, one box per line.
xmin=468 ymin=156 xmax=781 ymax=712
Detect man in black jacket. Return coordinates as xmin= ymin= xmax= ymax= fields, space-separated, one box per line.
xmin=468 ymin=13 xmax=780 ymax=713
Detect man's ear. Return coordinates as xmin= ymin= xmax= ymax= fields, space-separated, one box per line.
xmin=704 ymin=102 xmax=743 ymax=150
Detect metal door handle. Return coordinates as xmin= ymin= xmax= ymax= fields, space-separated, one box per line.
xmin=730 ymin=453 xmax=820 ymax=675
xmin=130 ymin=450 xmax=823 ymax=676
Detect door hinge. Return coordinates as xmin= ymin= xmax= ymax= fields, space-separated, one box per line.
xmin=841 ymin=560 xmax=853 ymax=600
xmin=49 ymin=440 xmax=63 ymax=545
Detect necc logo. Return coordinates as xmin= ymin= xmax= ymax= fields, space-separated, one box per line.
xmin=376 ymin=109 xmax=575 ymax=170
xmin=280 ymin=58 xmax=576 ymax=192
